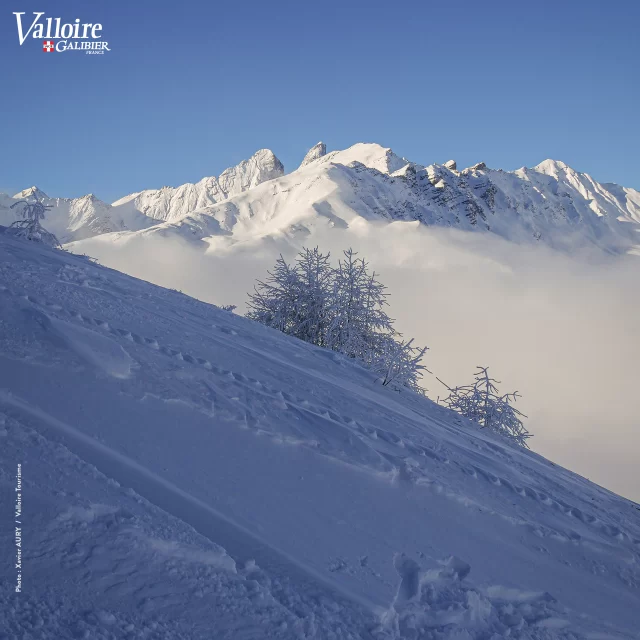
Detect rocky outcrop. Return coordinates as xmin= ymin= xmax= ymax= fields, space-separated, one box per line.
xmin=299 ymin=142 xmax=327 ymax=168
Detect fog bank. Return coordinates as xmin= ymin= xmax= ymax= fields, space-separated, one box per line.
xmin=73 ymin=223 xmax=640 ymax=502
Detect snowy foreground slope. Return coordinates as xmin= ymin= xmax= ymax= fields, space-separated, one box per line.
xmin=1 ymin=233 xmax=639 ymax=639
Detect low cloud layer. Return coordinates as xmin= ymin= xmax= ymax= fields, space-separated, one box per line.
xmin=74 ymin=223 xmax=640 ymax=502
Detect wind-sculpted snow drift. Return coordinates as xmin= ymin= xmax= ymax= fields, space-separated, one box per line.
xmin=0 ymin=233 xmax=639 ymax=638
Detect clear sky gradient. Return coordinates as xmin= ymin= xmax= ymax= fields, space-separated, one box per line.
xmin=1 ymin=0 xmax=638 ymax=202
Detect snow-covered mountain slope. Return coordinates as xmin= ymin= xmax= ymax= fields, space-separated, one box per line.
xmin=0 ymin=187 xmax=154 ymax=244
xmin=12 ymin=186 xmax=49 ymax=201
xmin=1 ymin=233 xmax=639 ymax=639
xmin=0 ymin=149 xmax=286 ymax=243
xmin=66 ymin=142 xmax=640 ymax=256
xmin=111 ymin=148 xmax=285 ymax=224
xmin=5 ymin=143 xmax=639 ymax=252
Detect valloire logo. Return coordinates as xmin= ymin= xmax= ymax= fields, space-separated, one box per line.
xmin=14 ymin=12 xmax=112 ymax=54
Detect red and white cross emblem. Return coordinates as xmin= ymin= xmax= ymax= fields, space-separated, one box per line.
xmin=43 ymin=41 xmax=54 ymax=52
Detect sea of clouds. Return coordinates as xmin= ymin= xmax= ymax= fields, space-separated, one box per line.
xmin=74 ymin=221 xmax=640 ymax=502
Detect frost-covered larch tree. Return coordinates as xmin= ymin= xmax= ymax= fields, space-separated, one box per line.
xmin=290 ymin=247 xmax=333 ymax=347
xmin=326 ymin=249 xmax=395 ymax=363
xmin=438 ymin=367 xmax=531 ymax=447
xmin=246 ymin=254 xmax=301 ymax=333
xmin=247 ymin=247 xmax=429 ymax=393
xmin=8 ymin=197 xmax=60 ymax=248
xmin=375 ymin=337 xmax=429 ymax=393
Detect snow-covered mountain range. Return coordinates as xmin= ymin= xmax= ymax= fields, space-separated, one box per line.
xmin=110 ymin=148 xmax=284 ymax=224
xmin=1 ymin=231 xmax=639 ymax=638
xmin=0 ymin=149 xmax=285 ymax=244
xmin=2 ymin=143 xmax=639 ymax=253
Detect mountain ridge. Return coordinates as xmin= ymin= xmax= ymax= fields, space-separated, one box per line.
xmin=2 ymin=142 xmax=640 ymax=253
xmin=0 ymin=148 xmax=286 ymax=243
xmin=101 ymin=143 xmax=638 ymax=254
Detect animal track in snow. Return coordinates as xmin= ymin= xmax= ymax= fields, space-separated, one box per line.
xmin=11 ymin=285 xmax=640 ymax=549
xmin=458 ymin=461 xmax=637 ymax=547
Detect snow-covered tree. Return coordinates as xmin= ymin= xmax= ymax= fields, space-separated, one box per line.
xmin=8 ymin=197 xmax=60 ymax=248
xmin=246 ymin=254 xmax=301 ymax=333
xmin=246 ymin=248 xmax=333 ymax=344
xmin=375 ymin=337 xmax=429 ymax=392
xmin=246 ymin=247 xmax=429 ymax=393
xmin=290 ymin=247 xmax=333 ymax=347
xmin=326 ymin=249 xmax=395 ymax=362
xmin=438 ymin=367 xmax=531 ymax=447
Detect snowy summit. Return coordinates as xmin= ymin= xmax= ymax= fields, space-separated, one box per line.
xmin=2 ymin=142 xmax=639 ymax=254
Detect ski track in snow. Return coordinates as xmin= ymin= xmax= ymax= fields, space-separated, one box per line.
xmin=0 ymin=236 xmax=639 ymax=639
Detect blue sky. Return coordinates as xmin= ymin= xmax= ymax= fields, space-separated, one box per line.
xmin=1 ymin=0 xmax=638 ymax=202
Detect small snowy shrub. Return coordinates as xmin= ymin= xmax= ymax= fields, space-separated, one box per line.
xmin=8 ymin=197 xmax=60 ymax=248
xmin=438 ymin=367 xmax=531 ymax=447
xmin=374 ymin=337 xmax=429 ymax=393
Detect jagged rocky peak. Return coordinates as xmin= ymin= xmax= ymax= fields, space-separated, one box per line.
xmin=391 ymin=163 xmax=418 ymax=180
xmin=214 ymin=148 xmax=281 ymax=190
xmin=444 ymin=159 xmax=457 ymax=171
xmin=13 ymin=186 xmax=49 ymax=200
xmin=463 ymin=162 xmax=487 ymax=173
xmin=245 ymin=148 xmax=284 ymax=181
xmin=109 ymin=148 xmax=285 ymax=224
xmin=217 ymin=148 xmax=285 ymax=192
xmin=299 ymin=142 xmax=328 ymax=168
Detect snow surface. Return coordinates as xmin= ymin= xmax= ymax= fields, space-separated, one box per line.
xmin=0 ymin=149 xmax=285 ymax=244
xmin=4 ymin=142 xmax=640 ymax=254
xmin=57 ymin=142 xmax=640 ymax=258
xmin=1 ymin=232 xmax=639 ymax=639
xmin=111 ymin=149 xmax=285 ymax=224
xmin=0 ymin=190 xmax=154 ymax=245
